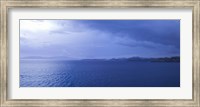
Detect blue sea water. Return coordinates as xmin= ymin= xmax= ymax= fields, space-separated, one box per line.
xmin=20 ymin=60 xmax=180 ymax=87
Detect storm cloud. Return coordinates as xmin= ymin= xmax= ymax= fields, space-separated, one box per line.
xmin=20 ymin=20 xmax=180 ymax=59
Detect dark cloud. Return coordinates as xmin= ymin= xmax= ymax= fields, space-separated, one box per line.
xmin=79 ymin=20 xmax=180 ymax=48
xmin=77 ymin=20 xmax=180 ymax=57
xmin=20 ymin=20 xmax=180 ymax=58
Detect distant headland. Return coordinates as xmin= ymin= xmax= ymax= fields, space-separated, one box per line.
xmin=21 ymin=56 xmax=180 ymax=62
xmin=82 ymin=56 xmax=180 ymax=62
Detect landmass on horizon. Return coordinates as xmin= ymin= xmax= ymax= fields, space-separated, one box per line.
xmin=20 ymin=56 xmax=180 ymax=62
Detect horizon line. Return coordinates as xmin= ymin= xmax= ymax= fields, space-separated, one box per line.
xmin=20 ymin=56 xmax=180 ymax=60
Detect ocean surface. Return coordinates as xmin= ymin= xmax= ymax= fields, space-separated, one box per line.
xmin=20 ymin=59 xmax=180 ymax=87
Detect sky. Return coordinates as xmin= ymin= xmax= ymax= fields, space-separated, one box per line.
xmin=20 ymin=20 xmax=180 ymax=59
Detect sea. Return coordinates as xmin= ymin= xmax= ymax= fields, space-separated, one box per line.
xmin=20 ymin=59 xmax=180 ymax=87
